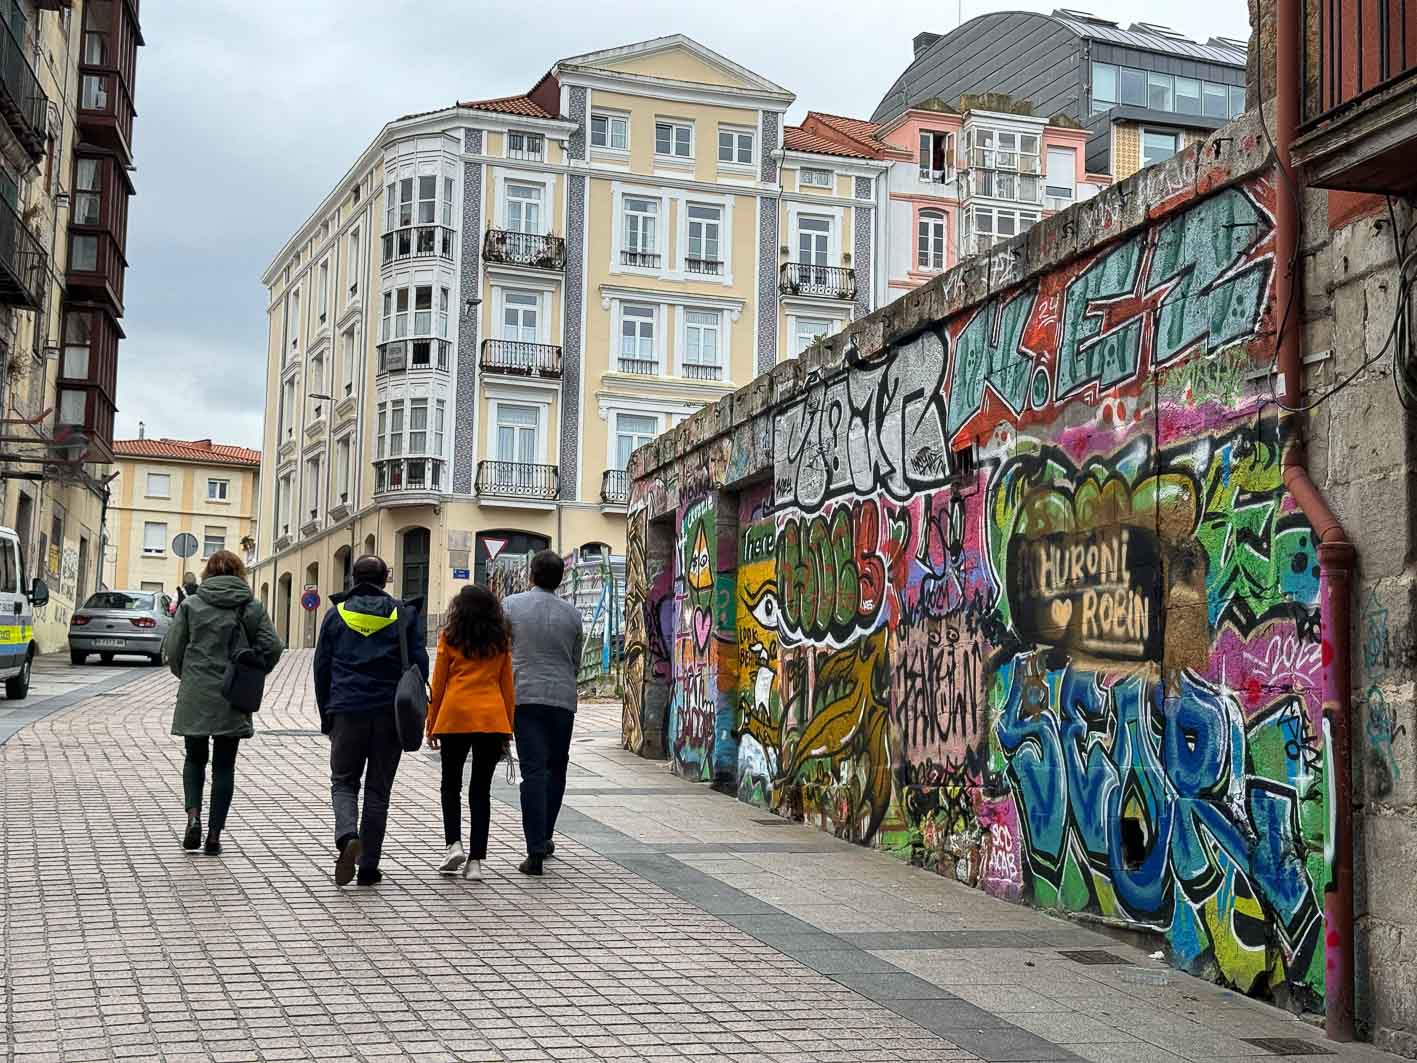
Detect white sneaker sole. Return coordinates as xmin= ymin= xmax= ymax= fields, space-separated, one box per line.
xmin=438 ymin=855 xmax=466 ymax=875
xmin=462 ymin=860 xmax=483 ymax=880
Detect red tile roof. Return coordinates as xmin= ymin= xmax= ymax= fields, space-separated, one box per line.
xmin=456 ymin=93 xmax=556 ymax=118
xmin=811 ymin=111 xmax=884 ymax=146
xmin=113 ymin=438 xmax=261 ymax=467
xmin=783 ymin=126 xmax=878 ymax=159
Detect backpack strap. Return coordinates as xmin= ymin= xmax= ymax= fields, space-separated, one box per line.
xmin=225 ymin=601 xmax=250 ymax=657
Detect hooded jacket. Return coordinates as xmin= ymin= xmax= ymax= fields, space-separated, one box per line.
xmin=165 ymin=575 xmax=284 ymax=737
xmin=313 ymin=583 xmax=430 ymax=733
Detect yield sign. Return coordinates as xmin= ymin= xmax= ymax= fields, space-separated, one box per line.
xmin=483 ymin=537 xmax=508 ymax=560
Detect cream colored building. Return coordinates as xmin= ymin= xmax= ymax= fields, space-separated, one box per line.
xmin=0 ymin=0 xmax=142 ymax=652
xmin=252 ymin=35 xmax=904 ymax=647
xmin=103 ymin=436 xmax=260 ymax=594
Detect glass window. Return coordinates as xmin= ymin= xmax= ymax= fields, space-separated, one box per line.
xmin=655 ymin=121 xmax=692 ymax=158
xmin=684 ymin=310 xmax=721 ymax=374
xmin=305 ymin=457 xmax=321 ymax=512
xmin=376 ymin=402 xmax=386 ymax=459
xmin=1142 ymin=130 xmax=1179 ymax=167
xmin=146 ymin=472 xmax=170 ymax=498
xmin=58 ymin=389 xmax=86 ymax=425
xmin=623 ymin=196 xmax=658 ymax=253
xmin=1147 ymin=72 xmax=1174 ymax=112
xmin=71 ymin=234 xmax=98 ymax=272
xmin=619 ymin=305 xmax=655 ymax=368
xmin=917 ymin=210 xmax=945 ymax=271
xmin=143 ymin=522 xmax=167 ymax=555
xmin=1169 ymin=76 xmax=1199 ymax=116
xmin=414 ymin=285 xmax=433 ymax=335
xmin=800 ymin=168 xmax=833 ymax=188
xmin=1092 ymin=63 xmax=1117 ymax=110
xmin=1229 ymin=85 xmax=1247 ymax=118
xmin=1046 ymin=147 xmax=1076 ymax=201
xmin=507 ymin=132 xmax=544 ymax=160
xmin=686 ymin=204 xmax=721 ymax=264
xmin=74 ymin=158 xmax=102 ymax=225
xmin=718 ymin=130 xmax=753 ymax=164
xmin=503 ymin=290 xmax=539 ymax=342
xmin=591 ymin=113 xmax=628 ymax=150
xmin=495 ymin=404 xmax=538 ymax=463
xmin=409 ymin=399 xmax=428 ymax=453
xmin=506 ymin=182 xmax=542 ymax=234
xmin=336 ymin=438 xmax=351 ymax=497
xmin=62 ymin=312 xmax=92 ymax=380
xmin=310 ymin=352 xmax=324 ymax=394
xmin=434 ymin=400 xmax=446 ymax=454
xmin=615 ymin=413 xmax=659 ymax=468
xmin=798 ymin=215 xmax=831 ymax=265
xmin=1202 ymin=81 xmax=1229 ymax=118
xmin=208 ymin=479 xmax=229 ymax=501
xmin=794 ymin=317 xmax=834 ymax=354
xmin=202 ymin=527 xmax=225 ymax=558
xmin=1120 ymin=67 xmax=1147 ymax=106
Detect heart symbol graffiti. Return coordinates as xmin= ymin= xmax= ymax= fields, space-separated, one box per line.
xmin=1047 ymin=598 xmax=1073 ymax=634
xmin=693 ymin=607 xmax=712 ymax=651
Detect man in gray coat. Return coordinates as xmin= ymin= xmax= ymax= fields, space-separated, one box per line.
xmin=503 ymin=549 xmax=583 ymax=876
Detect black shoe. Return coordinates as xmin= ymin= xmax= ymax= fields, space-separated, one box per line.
xmin=518 ymin=855 xmax=544 ymax=877
xmin=356 ymin=867 xmax=382 ymax=886
xmin=335 ymin=835 xmax=361 ymax=887
xmin=545 ymin=840 xmax=556 ymax=858
xmin=182 ymin=815 xmax=202 ymax=851
xmin=203 ymin=833 xmax=222 ymax=856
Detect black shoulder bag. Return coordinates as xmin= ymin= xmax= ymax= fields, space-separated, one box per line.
xmin=393 ymin=605 xmax=429 ymax=752
xmin=221 ymin=602 xmax=267 ymax=714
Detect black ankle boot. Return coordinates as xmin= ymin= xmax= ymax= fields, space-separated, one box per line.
xmin=183 ymin=814 xmax=201 ymax=851
xmin=203 ymin=832 xmax=222 ymax=855
xmin=518 ymin=854 xmax=544 ymax=877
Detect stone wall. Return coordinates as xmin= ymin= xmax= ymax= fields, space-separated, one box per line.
xmin=623 ymin=109 xmax=1351 ymax=1019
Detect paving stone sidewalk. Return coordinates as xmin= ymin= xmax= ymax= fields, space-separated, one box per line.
xmin=0 ymin=652 xmax=1403 ymax=1063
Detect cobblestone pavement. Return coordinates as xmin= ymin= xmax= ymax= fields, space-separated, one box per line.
xmin=0 ymin=652 xmax=1404 ymax=1063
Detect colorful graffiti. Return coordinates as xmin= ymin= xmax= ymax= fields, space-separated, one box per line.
xmin=627 ymin=172 xmax=1335 ymax=1011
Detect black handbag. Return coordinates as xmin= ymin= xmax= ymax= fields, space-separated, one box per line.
xmin=221 ymin=602 xmax=266 ymax=714
xmin=393 ymin=605 xmax=429 ymax=752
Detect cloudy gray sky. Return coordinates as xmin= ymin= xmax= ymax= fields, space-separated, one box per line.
xmin=121 ymin=0 xmax=1251 ymax=449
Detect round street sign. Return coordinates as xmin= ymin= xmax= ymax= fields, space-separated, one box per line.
xmin=172 ymin=532 xmax=199 ymax=558
xmin=300 ymin=586 xmax=321 ymax=612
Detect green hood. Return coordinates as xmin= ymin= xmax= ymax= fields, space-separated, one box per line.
xmin=195 ymin=575 xmax=253 ymax=609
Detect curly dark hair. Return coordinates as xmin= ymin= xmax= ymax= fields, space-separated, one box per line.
xmin=443 ymin=585 xmax=511 ymax=659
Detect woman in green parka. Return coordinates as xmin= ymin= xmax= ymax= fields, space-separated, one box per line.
xmin=164 ymin=550 xmax=283 ymax=854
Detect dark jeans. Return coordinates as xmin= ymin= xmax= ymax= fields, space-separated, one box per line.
xmin=329 ymin=710 xmax=402 ymax=872
xmin=514 ymin=703 xmax=574 ymax=857
xmin=439 ymin=733 xmax=505 ymax=855
xmin=183 ymin=736 xmax=241 ymax=834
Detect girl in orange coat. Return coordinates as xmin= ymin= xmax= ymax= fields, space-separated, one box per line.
xmin=426 ymin=586 xmax=515 ymax=879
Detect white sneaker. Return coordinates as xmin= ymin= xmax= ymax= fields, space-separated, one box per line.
xmin=438 ymin=842 xmax=465 ymax=875
xmin=462 ymin=858 xmax=484 ymax=880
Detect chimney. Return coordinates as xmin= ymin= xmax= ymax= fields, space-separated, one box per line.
xmin=914 ymin=31 xmax=942 ymax=56
xmin=138 ymin=421 xmax=145 ymax=439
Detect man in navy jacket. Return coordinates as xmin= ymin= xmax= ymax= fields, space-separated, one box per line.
xmin=314 ymin=555 xmax=429 ymax=886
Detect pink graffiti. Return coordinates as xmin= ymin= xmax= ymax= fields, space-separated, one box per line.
xmin=974 ymin=794 xmax=1023 ymax=901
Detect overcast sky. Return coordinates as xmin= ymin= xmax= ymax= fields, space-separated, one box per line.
xmin=120 ymin=0 xmax=1251 ymax=450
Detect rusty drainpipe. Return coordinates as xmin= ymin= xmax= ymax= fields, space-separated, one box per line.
xmin=1274 ymin=0 xmax=1357 ymax=1041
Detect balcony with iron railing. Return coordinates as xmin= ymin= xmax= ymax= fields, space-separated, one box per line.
xmin=373 ymin=456 xmax=445 ymax=496
xmin=480 ymin=339 xmax=562 ymax=378
xmin=0 ymin=196 xmax=48 ymax=310
xmin=382 ymin=224 xmax=455 ymax=266
xmin=600 ymin=469 xmax=629 ymax=507
xmin=685 ymin=256 xmax=723 ymax=276
xmin=779 ymin=262 xmax=857 ymax=301
xmin=482 ymin=230 xmax=565 ymax=271
xmin=475 ymin=460 xmax=559 ymax=501
xmin=620 ymin=249 xmax=662 ymax=269
xmin=377 ymin=336 xmax=451 ymax=375
xmin=682 ymin=362 xmax=723 ymax=382
xmin=616 ymin=356 xmax=658 ymax=376
xmin=0 ymin=13 xmax=48 ymax=161
xmin=1296 ymin=0 xmax=1417 ymax=194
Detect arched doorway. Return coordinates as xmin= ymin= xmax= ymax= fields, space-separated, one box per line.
xmin=276 ymin=573 xmax=293 ymax=643
xmin=333 ymin=545 xmax=352 ymax=592
xmin=400 ymin=527 xmax=431 ymax=638
xmin=363 ymin=533 xmax=376 ymax=560
xmin=303 ymin=562 xmax=320 ymax=648
xmin=474 ymin=530 xmax=549 ymax=585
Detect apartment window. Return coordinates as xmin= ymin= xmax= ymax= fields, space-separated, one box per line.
xmin=1203 ymin=81 xmax=1229 ymax=118
xmin=143 ymin=522 xmax=167 ymax=556
xmin=414 ymin=175 xmax=437 ymax=224
xmin=71 ymin=234 xmax=98 ymax=272
xmin=341 ymin=328 xmax=356 ymax=395
xmin=797 ymin=215 xmax=831 ymax=266
xmin=281 ymin=377 xmax=296 ymax=438
xmin=335 ymin=437 xmax=351 ymax=501
xmin=918 ymin=131 xmax=952 ymax=181
xmin=622 ymin=196 xmax=659 ymax=266
xmin=208 ymin=478 xmax=230 ymax=501
xmin=1120 ymin=67 xmax=1147 ymax=106
xmin=793 ymin=317 xmax=835 ymax=355
xmin=347 ymin=229 xmax=360 ymax=297
xmin=686 ymin=205 xmax=722 ymax=271
xmin=387 ymin=177 xmax=414 ymax=229
xmin=73 ymin=158 xmax=101 ymax=224
xmin=1045 ymin=147 xmax=1076 ymax=205
xmin=443 ymin=175 xmax=454 ymax=224
xmin=389 ymin=401 xmax=404 ymax=457
xmin=62 ymin=313 xmax=91 ymax=380
xmin=800 ymin=168 xmax=833 ymax=188
xmin=718 ymin=128 xmax=754 ymax=165
xmin=310 ymin=351 xmax=325 ymax=396
xmin=683 ymin=311 xmax=723 ymax=380
xmin=305 ymin=456 xmax=321 ymax=516
xmin=202 ymin=526 xmax=226 ymax=558
xmin=591 ymin=113 xmax=628 ymax=150
xmin=970 ymin=207 xmax=1039 ymax=251
xmin=408 ymin=399 xmax=429 ymax=454
xmin=288 ymin=289 xmax=301 ymax=353
xmin=615 ymin=413 xmax=659 ymax=468
xmin=376 ymin=403 xmax=386 ymax=459
xmin=619 ymin=305 xmax=656 ymax=373
xmin=495 ymin=403 xmax=539 ymax=463
xmin=318 ymin=259 xmax=330 ymax=322
xmin=413 ymin=286 xmax=433 ymax=335
xmin=146 ymin=472 xmax=170 ymax=498
xmin=917 ymin=210 xmax=946 ymax=271
xmin=1229 ymin=85 xmax=1247 ymax=118
xmin=277 ymin=475 xmax=292 ymax=534
xmin=506 ymin=182 xmax=542 ymax=234
xmin=57 ymin=389 xmax=86 ymax=426
xmin=503 ymin=290 xmax=539 ymax=341
xmin=1142 ymin=130 xmax=1180 ymax=167
xmin=1147 ymin=71 xmax=1174 ymax=112
xmin=507 ymin=131 xmax=545 ymax=161
xmin=1092 ymin=63 xmax=1117 ymax=113
xmin=654 ymin=121 xmax=692 ymax=158
xmin=434 ymin=400 xmax=446 ymax=454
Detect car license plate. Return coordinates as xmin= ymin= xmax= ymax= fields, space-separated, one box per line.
xmin=94 ymin=639 xmax=126 ymax=649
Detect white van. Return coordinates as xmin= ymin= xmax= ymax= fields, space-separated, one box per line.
xmin=0 ymin=525 xmax=49 ymax=700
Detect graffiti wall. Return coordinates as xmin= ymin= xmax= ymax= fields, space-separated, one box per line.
xmin=625 ymin=161 xmax=1335 ymax=1013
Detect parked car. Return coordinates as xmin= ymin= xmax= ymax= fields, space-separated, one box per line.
xmin=0 ymin=525 xmax=49 ymax=700
xmin=69 ymin=590 xmax=174 ymax=666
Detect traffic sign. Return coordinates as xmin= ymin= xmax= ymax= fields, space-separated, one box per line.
xmin=172 ymin=532 xmax=199 ymax=558
xmin=300 ymin=586 xmax=321 ymax=612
